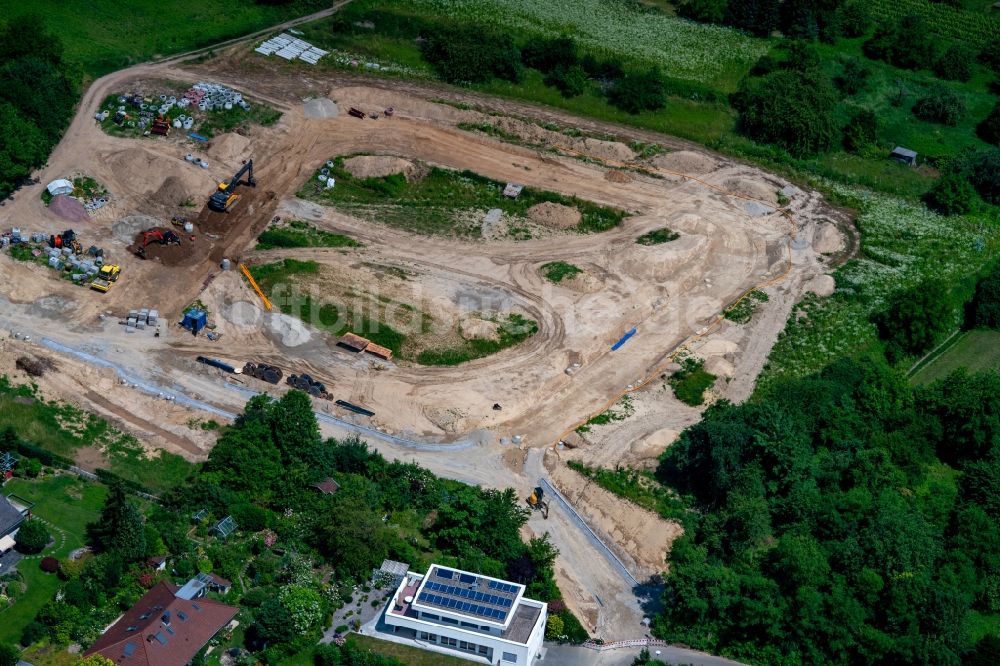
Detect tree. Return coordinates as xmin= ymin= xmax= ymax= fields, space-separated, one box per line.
xmin=421 ymin=24 xmax=522 ymax=84
xmin=676 ymin=0 xmax=728 ymax=24
xmin=842 ymin=107 xmax=879 ymax=154
xmin=978 ymin=101 xmax=1000 ymax=146
xmin=965 ymin=148 xmax=1000 ymax=205
xmin=834 ymin=1 xmax=871 ymax=38
xmin=978 ymin=40 xmax=1000 ymax=74
xmin=278 ymin=585 xmax=324 ymax=634
xmin=87 ymin=483 xmax=146 ymax=561
xmin=732 ymin=69 xmax=839 ymax=156
xmin=873 ymin=281 xmax=954 ymax=359
xmin=912 ymin=88 xmax=965 ymax=126
xmin=0 ymin=643 xmax=18 ymax=666
xmin=545 ymin=614 xmax=564 ymax=639
xmin=607 ymin=68 xmax=667 ymax=114
xmin=250 ymin=598 xmax=296 ymax=646
xmin=864 ymin=14 xmax=937 ymax=70
xmin=15 ymin=519 xmax=49 ymax=554
xmin=834 ymin=57 xmax=871 ymax=95
xmin=934 ymin=43 xmax=976 ymax=82
xmin=520 ymin=36 xmax=578 ymax=73
xmin=923 ymin=173 xmax=977 ymax=216
xmin=725 ymin=0 xmax=780 ymax=37
xmin=971 ymin=266 xmax=1000 ymax=329
xmin=544 ymin=65 xmax=589 ymax=98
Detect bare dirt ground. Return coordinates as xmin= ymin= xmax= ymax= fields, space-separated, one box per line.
xmin=0 ymin=43 xmax=848 ymax=640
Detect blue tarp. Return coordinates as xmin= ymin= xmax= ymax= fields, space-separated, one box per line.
xmin=611 ymin=327 xmax=637 ymax=351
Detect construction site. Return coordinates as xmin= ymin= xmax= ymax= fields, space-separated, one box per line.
xmin=0 ymin=38 xmax=847 ymax=641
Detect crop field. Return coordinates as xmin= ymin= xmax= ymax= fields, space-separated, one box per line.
xmin=911 ymin=330 xmax=1000 ymax=385
xmin=0 ymin=0 xmax=326 ymax=76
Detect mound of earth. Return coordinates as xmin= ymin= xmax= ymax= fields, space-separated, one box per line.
xmin=111 ymin=214 xmax=161 ymax=243
xmin=106 ymin=147 xmax=208 ymax=197
xmin=267 ymin=312 xmax=312 ymax=347
xmin=579 ymin=137 xmax=636 ymax=162
xmin=151 ymin=176 xmax=191 ymax=207
xmin=208 ymin=133 xmax=251 ymax=163
xmin=49 ymin=195 xmax=87 ymax=223
xmin=704 ymin=356 xmax=735 ymax=378
xmin=342 ymin=155 xmax=416 ymax=180
xmin=630 ymin=428 xmax=678 ymax=460
xmin=813 ymin=223 xmax=844 ymax=253
xmin=652 ymin=151 xmax=717 ymax=174
xmin=723 ymin=177 xmax=777 ymax=203
xmin=459 ymin=317 xmax=499 ymax=341
xmin=605 ymin=170 xmax=633 ymax=184
xmin=805 ymin=274 xmax=836 ymax=297
xmin=527 ymin=202 xmax=581 ymax=229
xmin=562 ymin=272 xmax=603 ymax=293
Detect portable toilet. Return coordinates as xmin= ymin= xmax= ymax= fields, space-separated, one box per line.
xmin=181 ymin=309 xmax=208 ymax=335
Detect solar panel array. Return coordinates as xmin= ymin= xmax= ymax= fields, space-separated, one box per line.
xmin=418 ymin=587 xmax=510 ymax=622
xmin=488 ymin=580 xmax=520 ymax=594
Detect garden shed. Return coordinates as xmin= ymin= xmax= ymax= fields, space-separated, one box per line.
xmin=211 ymin=515 xmax=238 ymax=538
xmin=890 ymin=146 xmax=918 ymax=167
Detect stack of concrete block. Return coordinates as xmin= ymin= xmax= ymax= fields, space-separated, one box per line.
xmin=125 ymin=308 xmax=158 ymax=331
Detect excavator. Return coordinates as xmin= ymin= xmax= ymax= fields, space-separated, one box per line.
xmin=133 ymin=228 xmax=180 ymax=259
xmin=527 ymin=486 xmax=549 ymax=519
xmin=208 ymin=159 xmax=256 ymax=212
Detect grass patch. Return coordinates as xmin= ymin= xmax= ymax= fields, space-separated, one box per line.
xmin=196 ymin=103 xmax=282 ymax=138
xmin=256 ymin=220 xmax=361 ymax=250
xmin=301 ymin=157 xmax=627 ymax=235
xmin=567 ymin=461 xmax=688 ymax=523
xmin=669 ymin=356 xmax=716 ymax=406
xmin=457 ymin=121 xmax=524 ymax=143
xmin=346 ymin=634 xmax=472 ymax=666
xmin=0 ymin=476 xmax=106 ymax=645
xmin=415 ymin=313 xmax=538 ymax=366
xmin=724 ymin=289 xmax=769 ymax=324
xmin=576 ymin=395 xmax=634 ymax=433
xmin=540 ymin=261 xmax=582 ymax=283
xmin=636 ymin=227 xmax=680 ymax=245
xmin=9 ymin=244 xmax=37 ymax=262
xmin=910 ymin=329 xmax=1000 ymax=385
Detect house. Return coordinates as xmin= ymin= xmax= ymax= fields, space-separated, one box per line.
xmin=146 ymin=556 xmax=168 ymax=572
xmin=890 ymin=146 xmax=918 ymax=167
xmin=85 ymin=580 xmax=237 ymax=666
xmin=383 ymin=564 xmax=546 ymax=665
xmin=176 ymin=573 xmax=232 ymax=600
xmin=310 ymin=477 xmax=340 ymax=495
xmin=0 ymin=494 xmax=32 ymax=553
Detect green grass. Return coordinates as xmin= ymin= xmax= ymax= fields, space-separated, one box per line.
xmin=636 ymin=227 xmax=680 ymax=245
xmin=540 ymin=261 xmax=582 ymax=283
xmin=3 ymin=0 xmax=329 ymax=77
xmin=669 ymin=357 xmax=717 ymax=406
xmin=0 ymin=476 xmax=106 ymax=645
xmin=256 ymin=220 xmax=361 ymax=250
xmin=346 ymin=634 xmax=473 ymax=666
xmin=414 ymin=314 xmax=538 ymax=366
xmin=302 ymin=157 xmax=627 ymax=236
xmin=911 ymin=330 xmax=1000 ymax=385
xmin=724 ymin=289 xmax=770 ymax=324
xmin=196 ymin=103 xmax=282 ymax=138
xmin=575 ymin=395 xmax=634 ymax=433
xmin=567 ymin=461 xmax=688 ymax=523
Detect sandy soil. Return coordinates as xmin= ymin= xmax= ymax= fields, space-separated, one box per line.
xmin=0 ymin=46 xmax=848 ymax=640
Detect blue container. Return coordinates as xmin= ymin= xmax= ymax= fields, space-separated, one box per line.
xmin=181 ymin=309 xmax=208 ymax=334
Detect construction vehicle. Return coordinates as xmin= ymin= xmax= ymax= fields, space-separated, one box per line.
xmin=89 ymin=264 xmax=120 ymax=293
xmin=151 ymin=115 xmax=170 ymax=136
xmin=49 ymin=229 xmax=77 ymax=250
xmin=90 ymin=279 xmax=112 ymax=293
xmin=133 ymin=228 xmax=180 ymax=259
xmin=208 ymin=159 xmax=256 ymax=212
xmin=527 ymin=486 xmax=549 ymax=519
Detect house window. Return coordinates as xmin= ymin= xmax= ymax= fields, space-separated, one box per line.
xmin=418 ymin=632 xmax=429 ymax=641
xmin=443 ymin=637 xmax=457 ymax=647
xmin=429 ymin=634 xmax=437 ymax=642
xmin=478 ymin=645 xmax=489 ymax=655
xmin=422 ymin=613 xmax=439 ymax=621
xmin=460 ymin=621 xmax=477 ymax=628
xmin=442 ymin=616 xmax=458 ymax=625
xmin=502 ymin=652 xmax=518 ymax=663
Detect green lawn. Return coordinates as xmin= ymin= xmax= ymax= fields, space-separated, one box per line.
xmin=0 ymin=475 xmax=106 ymax=645
xmin=346 ymin=635 xmax=475 ymax=665
xmin=911 ymin=330 xmax=1000 ymax=385
xmin=0 ymin=0 xmax=328 ymax=77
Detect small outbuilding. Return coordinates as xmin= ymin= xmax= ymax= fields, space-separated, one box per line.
xmin=337 ymin=332 xmax=370 ymax=352
xmin=365 ymin=343 xmax=393 ymax=361
xmin=181 ymin=309 xmax=208 ymax=335
xmin=46 ymin=179 xmax=74 ymax=197
xmin=211 ymin=515 xmax=238 ymax=539
xmin=890 ymin=146 xmax=918 ymax=167
xmin=310 ymin=477 xmax=340 ymax=495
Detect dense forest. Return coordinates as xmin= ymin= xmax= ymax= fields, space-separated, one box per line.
xmin=0 ymin=16 xmax=78 ymax=199
xmin=653 ymin=354 xmax=1000 ymax=665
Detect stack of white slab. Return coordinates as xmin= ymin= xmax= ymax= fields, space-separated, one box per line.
xmin=254 ymin=33 xmax=328 ymax=65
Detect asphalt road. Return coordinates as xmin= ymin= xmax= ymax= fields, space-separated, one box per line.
xmin=543 ymin=644 xmax=746 ymax=666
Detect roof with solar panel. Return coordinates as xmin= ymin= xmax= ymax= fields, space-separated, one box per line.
xmin=413 ymin=565 xmax=524 ymax=624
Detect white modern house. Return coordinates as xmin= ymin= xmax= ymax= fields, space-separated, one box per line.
xmin=382 ymin=564 xmax=547 ymax=664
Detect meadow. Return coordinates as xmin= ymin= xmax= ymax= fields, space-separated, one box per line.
xmin=910 ymin=329 xmax=1000 ymax=385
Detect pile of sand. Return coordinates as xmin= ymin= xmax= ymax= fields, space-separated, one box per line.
xmin=151 ymin=176 xmax=190 ymax=207
xmin=49 ymin=195 xmax=88 ymax=223
xmin=106 ymin=148 xmax=207 ymax=197
xmin=652 ymin=151 xmax=717 ymax=175
xmin=459 ymin=317 xmax=499 ymax=341
xmin=527 ymin=202 xmax=581 ymax=229
xmin=578 ymin=137 xmax=636 ymax=162
xmin=630 ymin=428 xmax=678 ymax=459
xmin=111 ymin=214 xmax=160 ymax=243
xmin=267 ymin=312 xmax=311 ymax=347
xmin=604 ymin=170 xmax=633 ymax=184
xmin=813 ymin=224 xmax=844 ymax=253
xmin=806 ymin=274 xmax=836 ymax=297
xmin=342 ymin=155 xmax=416 ymax=180
xmin=723 ymin=177 xmax=777 ymax=203
xmin=704 ymin=356 xmax=735 ymax=378
xmin=208 ymin=133 xmax=251 ymax=163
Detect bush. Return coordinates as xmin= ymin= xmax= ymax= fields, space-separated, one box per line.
xmin=16 ymin=519 xmax=49 ymax=554
xmin=912 ymin=88 xmax=965 ymax=126
xmin=40 ymin=556 xmax=59 ymax=573
xmin=979 ymin=41 xmax=1000 ymax=73
xmin=864 ymin=14 xmax=938 ymax=70
xmin=669 ymin=357 xmax=717 ymax=406
xmin=923 ymin=173 xmax=977 ymax=216
xmin=842 ymin=108 xmax=880 ymax=154
xmin=835 ymin=57 xmax=871 ymax=96
xmin=977 ymin=100 xmax=1000 ymax=146
xmin=607 ymin=68 xmax=667 ymax=114
xmin=732 ymin=69 xmax=839 ymax=156
xmin=934 ymin=43 xmax=976 ymax=82
xmin=20 ymin=620 xmax=46 ymax=647
xmin=20 ymin=457 xmax=41 ymax=478
xmin=520 ymin=35 xmax=577 ymax=73
xmin=545 ymin=613 xmax=565 ymax=639
xmin=873 ymin=281 xmax=955 ymax=360
xmin=971 ymin=267 xmax=1000 ymax=329
xmin=421 ymin=23 xmax=522 ymax=84
xmin=544 ymin=65 xmax=588 ymax=98
xmin=965 ymin=148 xmax=1000 ymax=205
xmin=558 ymin=610 xmax=590 ymax=643
xmin=834 ymin=1 xmax=871 ymax=38
xmin=675 ymin=0 xmax=727 ymax=24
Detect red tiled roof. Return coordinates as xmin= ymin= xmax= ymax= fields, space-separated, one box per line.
xmin=310 ymin=477 xmax=340 ymax=494
xmin=85 ymin=581 xmax=237 ymax=666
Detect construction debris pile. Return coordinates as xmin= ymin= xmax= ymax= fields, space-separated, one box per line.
xmin=98 ymin=82 xmax=250 ymax=136
xmin=254 ymin=33 xmax=328 ymax=64
xmin=3 ymin=228 xmax=119 ymax=293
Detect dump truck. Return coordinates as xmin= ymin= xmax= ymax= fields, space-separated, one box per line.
xmin=208 ymin=159 xmax=256 ymax=212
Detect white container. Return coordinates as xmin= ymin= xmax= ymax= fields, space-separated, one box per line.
xmin=11 ymin=227 xmax=20 ymax=240
xmin=317 ymin=174 xmax=326 ymax=182
xmin=220 ymin=258 xmax=231 ymax=270
xmin=185 ymin=154 xmax=195 ymax=162
xmin=173 ymin=119 xmax=182 ymax=128
xmin=184 ymin=222 xmax=194 ymax=233
xmin=224 ymin=102 xmax=233 ymax=110
xmin=199 ymin=160 xmax=209 ymax=169
xmin=325 ymin=178 xmax=335 ymax=189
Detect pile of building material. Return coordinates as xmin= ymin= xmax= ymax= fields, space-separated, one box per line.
xmin=286 ymin=373 xmax=332 ymax=398
xmin=242 ymin=362 xmax=283 ymax=384
xmin=184 ymin=82 xmax=250 ymax=112
xmin=336 ymin=332 xmax=394 ymax=361
xmin=124 ymin=308 xmax=158 ymax=332
xmin=254 ymin=33 xmax=328 ymax=64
